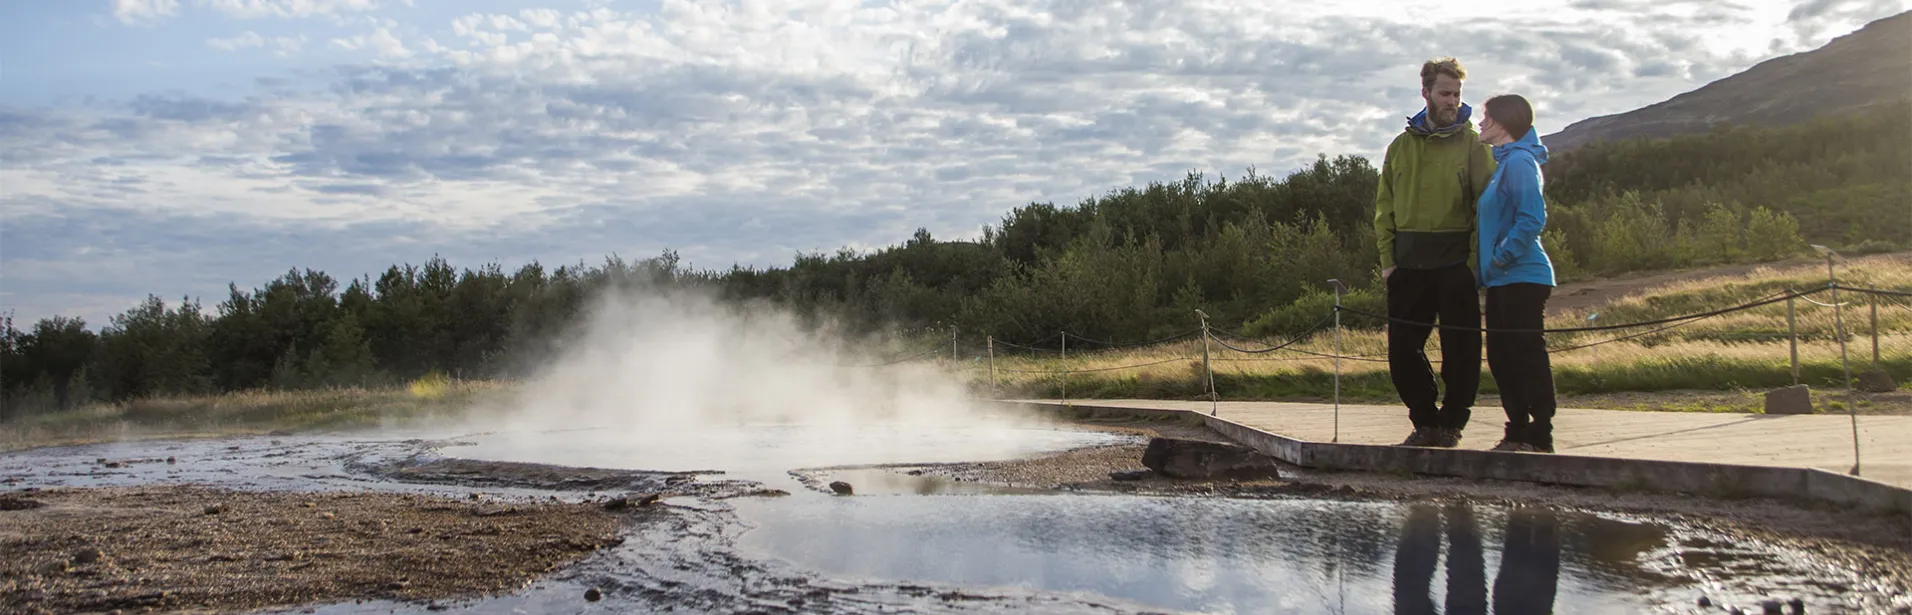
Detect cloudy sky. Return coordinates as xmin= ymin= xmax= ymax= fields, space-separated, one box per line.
xmin=2 ymin=0 xmax=1906 ymax=328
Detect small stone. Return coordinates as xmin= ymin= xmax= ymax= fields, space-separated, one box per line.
xmin=1763 ymin=599 xmax=1785 ymax=614
xmin=584 ymin=587 xmax=602 ymax=602
xmin=165 ymin=457 xmax=176 ymax=464
xmin=828 ymin=481 xmax=854 ymax=495
xmin=1857 ymin=369 xmax=1897 ymax=393
xmin=1109 ymin=470 xmax=1147 ymax=481
xmin=1141 ymin=437 xmax=1281 ymax=479
xmin=602 ymin=493 xmax=658 ymax=511
xmin=320 ymin=512 xmax=336 ymax=519
xmin=1787 ymin=597 xmax=1805 ymax=614
xmin=104 ymin=462 xmax=122 ymax=469
xmin=203 ymin=504 xmax=226 ymax=515
xmin=73 ymin=548 xmax=104 ymax=564
xmin=1764 ymin=385 xmax=1813 ymax=415
xmin=1700 ymin=596 xmax=1713 ymax=607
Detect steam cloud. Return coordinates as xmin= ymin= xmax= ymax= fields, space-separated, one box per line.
xmin=447 ymin=282 xmax=1093 ymax=479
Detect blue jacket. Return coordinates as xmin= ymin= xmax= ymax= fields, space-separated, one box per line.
xmin=1476 ymin=128 xmax=1556 ymax=288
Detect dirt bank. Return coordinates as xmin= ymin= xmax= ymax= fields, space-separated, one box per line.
xmin=0 ymin=485 xmax=626 ymax=615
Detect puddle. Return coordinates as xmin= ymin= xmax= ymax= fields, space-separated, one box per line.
xmin=731 ymin=494 xmax=1865 ymax=614
xmin=452 ymin=422 xmax=1133 ymax=486
xmin=796 ymin=467 xmax=1057 ymax=496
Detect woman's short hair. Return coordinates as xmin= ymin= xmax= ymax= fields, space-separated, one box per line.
xmin=1484 ymin=94 xmax=1535 ymax=140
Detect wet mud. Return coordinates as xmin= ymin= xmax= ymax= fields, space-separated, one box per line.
xmin=4 ymin=421 xmax=1910 ymax=614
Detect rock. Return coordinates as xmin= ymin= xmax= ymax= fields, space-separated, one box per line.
xmin=1764 ymin=385 xmax=1814 ymax=415
xmin=72 ymin=548 xmax=104 ymax=565
xmin=1140 ymin=438 xmax=1281 ymax=480
xmin=1857 ymin=369 xmax=1897 ymax=393
xmin=1699 ymin=596 xmax=1713 ymax=607
xmin=602 ymin=493 xmax=658 ymax=511
xmin=166 ymin=456 xmax=176 ymax=464
xmin=1762 ymin=599 xmax=1784 ymax=614
xmin=584 ymin=587 xmax=602 ymax=602
xmin=203 ymin=504 xmax=226 ymax=515
xmin=1109 ymin=470 xmax=1147 ymax=481
xmin=0 ymin=495 xmax=45 ymax=510
xmin=828 ymin=481 xmax=854 ymax=496
xmin=1788 ymin=597 xmax=1805 ymax=614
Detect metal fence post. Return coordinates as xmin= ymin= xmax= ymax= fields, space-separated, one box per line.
xmin=987 ymin=335 xmax=996 ymax=395
xmin=1060 ymin=331 xmax=1068 ymax=404
xmin=1328 ymin=279 xmax=1348 ymax=443
xmin=1197 ymin=310 xmax=1216 ymax=416
xmin=1787 ymin=291 xmax=1799 ymax=386
xmin=1871 ymin=299 xmax=1880 ymax=366
xmin=952 ymin=327 xmax=959 ymax=363
xmin=1815 ymin=245 xmax=1860 ymax=476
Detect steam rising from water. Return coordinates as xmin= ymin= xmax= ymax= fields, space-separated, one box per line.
xmin=452 ymin=283 xmax=1085 ymax=476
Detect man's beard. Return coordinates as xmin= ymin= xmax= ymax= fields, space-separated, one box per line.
xmin=1431 ymin=106 xmax=1457 ymax=126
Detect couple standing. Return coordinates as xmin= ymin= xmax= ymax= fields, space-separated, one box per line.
xmin=1373 ymin=57 xmax=1558 ymax=454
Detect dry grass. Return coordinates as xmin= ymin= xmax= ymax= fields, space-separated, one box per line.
xmin=972 ymin=254 xmax=1912 ymax=412
xmin=0 ymin=379 xmax=512 ymax=453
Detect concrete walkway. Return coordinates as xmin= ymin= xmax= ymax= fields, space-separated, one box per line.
xmin=1020 ymin=399 xmax=1912 ymax=490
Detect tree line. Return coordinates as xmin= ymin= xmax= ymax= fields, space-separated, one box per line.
xmin=4 ymin=100 xmax=1907 ymax=417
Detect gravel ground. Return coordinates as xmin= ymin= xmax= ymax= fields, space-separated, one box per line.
xmin=0 ymin=485 xmax=626 ymax=615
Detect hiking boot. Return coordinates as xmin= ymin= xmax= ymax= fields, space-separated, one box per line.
xmin=1398 ymin=428 xmax=1436 ymax=447
xmin=1426 ymin=428 xmax=1463 ymax=448
xmin=1490 ymin=439 xmax=1529 ymax=452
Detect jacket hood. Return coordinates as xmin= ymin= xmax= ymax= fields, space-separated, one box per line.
xmin=1492 ymin=126 xmax=1549 ymax=165
xmin=1406 ymin=102 xmax=1473 ymax=137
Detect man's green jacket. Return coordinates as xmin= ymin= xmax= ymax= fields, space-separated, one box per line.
xmin=1374 ymin=103 xmax=1497 ymax=273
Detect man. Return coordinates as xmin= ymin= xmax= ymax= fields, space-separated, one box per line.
xmin=1373 ymin=57 xmax=1496 ymax=448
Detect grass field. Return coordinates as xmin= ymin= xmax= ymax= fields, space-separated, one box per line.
xmin=977 ymin=253 xmax=1912 ymax=414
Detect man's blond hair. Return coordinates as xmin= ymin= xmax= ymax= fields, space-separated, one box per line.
xmin=1421 ymin=57 xmax=1467 ymax=89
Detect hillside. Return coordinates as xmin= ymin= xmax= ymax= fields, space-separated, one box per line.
xmin=1543 ymin=10 xmax=1912 ymax=153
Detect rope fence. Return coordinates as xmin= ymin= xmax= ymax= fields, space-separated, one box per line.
xmin=838 ymin=271 xmax=1908 ymax=477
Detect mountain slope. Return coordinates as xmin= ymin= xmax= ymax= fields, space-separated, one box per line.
xmin=1543 ymin=11 xmax=1912 ymax=153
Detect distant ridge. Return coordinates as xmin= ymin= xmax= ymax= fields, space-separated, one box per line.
xmin=1543 ymin=11 xmax=1912 ymax=153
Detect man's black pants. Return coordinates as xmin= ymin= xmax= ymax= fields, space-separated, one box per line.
xmin=1485 ymin=283 xmax=1557 ymax=447
xmin=1385 ymin=263 xmax=1481 ymax=431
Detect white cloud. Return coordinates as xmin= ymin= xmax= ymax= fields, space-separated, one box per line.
xmin=327 ymin=19 xmax=410 ymax=58
xmin=115 ymin=0 xmax=390 ymax=24
xmin=111 ymin=0 xmax=182 ymax=25
xmin=206 ymin=31 xmax=308 ymax=55
xmin=12 ymin=0 xmax=1911 ymax=326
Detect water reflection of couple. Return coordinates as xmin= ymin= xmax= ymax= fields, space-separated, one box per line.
xmin=1392 ymin=504 xmax=1560 ymax=615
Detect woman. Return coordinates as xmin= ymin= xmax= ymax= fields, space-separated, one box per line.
xmin=1475 ymin=94 xmax=1558 ymax=453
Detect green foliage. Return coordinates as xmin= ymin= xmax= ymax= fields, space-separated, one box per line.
xmin=1745 ymin=206 xmax=1806 ymax=261
xmin=2 ymin=104 xmax=1904 ymax=415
